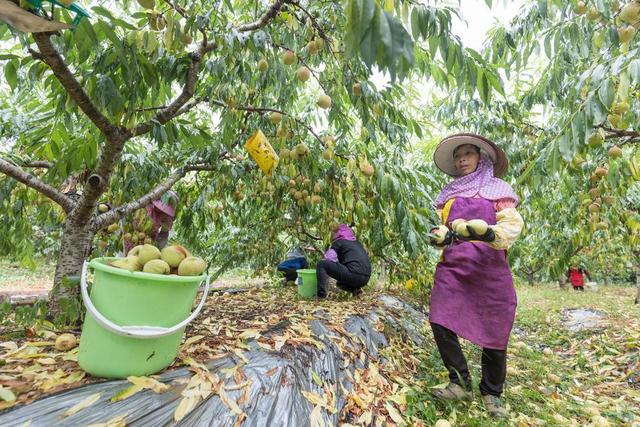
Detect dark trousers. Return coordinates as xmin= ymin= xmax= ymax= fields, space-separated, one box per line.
xmin=316 ymin=260 xmax=369 ymax=297
xmin=278 ymin=267 xmax=298 ymax=282
xmin=573 ymin=286 xmax=584 ymax=291
xmin=430 ymin=323 xmax=507 ymax=397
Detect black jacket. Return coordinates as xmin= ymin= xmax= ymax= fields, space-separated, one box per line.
xmin=331 ymin=239 xmax=371 ymax=277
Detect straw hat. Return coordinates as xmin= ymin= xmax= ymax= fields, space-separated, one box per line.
xmin=433 ymin=133 xmax=508 ymax=177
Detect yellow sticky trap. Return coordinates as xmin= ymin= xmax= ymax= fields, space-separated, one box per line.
xmin=244 ymin=129 xmax=279 ymax=176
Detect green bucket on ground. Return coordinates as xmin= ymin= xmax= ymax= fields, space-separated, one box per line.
xmin=296 ymin=269 xmax=317 ymax=299
xmin=78 ymin=257 xmax=209 ymax=379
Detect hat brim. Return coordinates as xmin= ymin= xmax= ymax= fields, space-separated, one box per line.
xmin=151 ymin=200 xmax=175 ymax=217
xmin=433 ymin=133 xmax=508 ymax=177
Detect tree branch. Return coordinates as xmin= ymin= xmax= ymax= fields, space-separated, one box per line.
xmin=598 ymin=125 xmax=640 ymax=143
xmin=21 ymin=160 xmax=52 ymax=168
xmin=162 ymin=0 xmax=188 ymax=19
xmin=236 ymin=0 xmax=292 ymax=32
xmin=31 ymin=33 xmax=119 ymax=139
xmin=132 ymin=0 xmax=292 ymax=137
xmin=291 ymin=3 xmax=325 ymax=37
xmin=94 ymin=163 xmax=216 ymax=229
xmin=269 ymin=41 xmax=330 ymax=94
xmin=0 ymin=158 xmax=75 ymax=213
xmin=600 ymin=125 xmax=640 ymax=138
xmin=162 ymin=0 xmax=208 ymax=41
xmin=300 ymin=229 xmax=322 ymax=241
xmin=30 ymin=34 xmax=128 ymax=224
xmin=131 ymin=42 xmax=216 ymax=136
xmin=207 ymin=99 xmax=327 ymax=146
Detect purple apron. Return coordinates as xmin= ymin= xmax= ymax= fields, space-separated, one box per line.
xmin=429 ymin=197 xmax=517 ymax=350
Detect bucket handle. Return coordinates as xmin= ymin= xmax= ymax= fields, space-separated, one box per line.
xmin=80 ymin=261 xmax=210 ymax=339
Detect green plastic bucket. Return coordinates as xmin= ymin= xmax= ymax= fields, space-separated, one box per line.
xmin=296 ymin=269 xmax=317 ymax=299
xmin=78 ymin=258 xmax=209 ymax=379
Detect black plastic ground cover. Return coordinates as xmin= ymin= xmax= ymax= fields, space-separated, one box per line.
xmin=0 ymin=296 xmax=428 ymax=426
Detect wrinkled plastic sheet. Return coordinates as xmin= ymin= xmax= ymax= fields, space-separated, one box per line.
xmin=562 ymin=308 xmax=608 ymax=332
xmin=0 ymin=296 xmax=428 ymax=426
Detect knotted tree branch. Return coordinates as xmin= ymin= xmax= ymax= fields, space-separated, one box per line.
xmin=0 ymin=158 xmax=75 ymax=213
xmin=94 ymin=163 xmax=217 ymax=229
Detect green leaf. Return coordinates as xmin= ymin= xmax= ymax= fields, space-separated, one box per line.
xmin=311 ymin=370 xmax=323 ymax=387
xmin=543 ymin=32 xmax=553 ymax=59
xmin=91 ymin=6 xmax=115 ymax=20
xmin=358 ymin=4 xmax=379 ymax=67
xmin=4 ymin=60 xmax=17 ymax=90
xmin=378 ymin=10 xmax=414 ymax=80
xmin=570 ymin=110 xmax=586 ymax=149
xmin=597 ymin=78 xmax=615 ymax=109
xmin=75 ymin=17 xmax=99 ymax=46
xmin=0 ymin=387 xmax=16 ymax=403
xmin=558 ymin=132 xmax=573 ymax=161
xmin=346 ymin=0 xmax=375 ymax=51
xmin=406 ymin=228 xmax=418 ymax=255
xmin=485 ymin=70 xmax=504 ymax=96
xmin=477 ymin=71 xmax=490 ymax=104
xmin=629 ymin=59 xmax=640 ymax=85
xmin=345 ymin=0 xmax=413 ymax=79
xmin=113 ymin=18 xmax=138 ymax=31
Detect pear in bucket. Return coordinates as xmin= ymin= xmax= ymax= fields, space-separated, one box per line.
xmin=161 ymin=244 xmax=190 ymax=268
xmin=178 ymin=257 xmax=207 ymax=276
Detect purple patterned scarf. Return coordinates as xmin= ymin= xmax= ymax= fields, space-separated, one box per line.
xmin=333 ymin=224 xmax=356 ymax=241
xmin=324 ymin=224 xmax=357 ymax=262
xmin=434 ymin=154 xmax=519 ymax=208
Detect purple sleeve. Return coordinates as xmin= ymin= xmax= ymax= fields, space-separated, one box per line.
xmin=323 ymin=249 xmax=338 ymax=262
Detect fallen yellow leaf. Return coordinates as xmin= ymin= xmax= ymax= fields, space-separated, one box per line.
xmin=309 ymin=404 xmax=326 ymax=427
xmin=238 ymin=329 xmax=262 ymax=339
xmin=127 ymin=376 xmax=169 ymax=393
xmin=0 ymin=386 xmax=16 ymax=402
xmin=385 ymin=401 xmax=404 ymax=425
xmin=357 ymin=410 xmax=373 ymax=425
xmin=86 ymin=413 xmax=127 ymax=427
xmin=231 ymin=348 xmax=249 ymax=364
xmin=110 ymin=385 xmax=144 ymax=403
xmin=302 ymin=390 xmax=326 ymax=407
xmin=61 ymin=393 xmax=101 ymax=418
xmin=219 ymin=386 xmax=244 ymax=416
xmin=174 ymin=396 xmax=199 ymax=422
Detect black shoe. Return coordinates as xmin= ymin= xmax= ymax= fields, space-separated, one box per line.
xmin=351 ymin=288 xmax=363 ymax=297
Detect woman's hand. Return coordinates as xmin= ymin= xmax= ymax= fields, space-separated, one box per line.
xmin=460 ymin=225 xmax=496 ymax=242
xmin=429 ymin=226 xmax=455 ymax=247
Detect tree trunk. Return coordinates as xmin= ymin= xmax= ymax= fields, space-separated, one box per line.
xmin=526 ymin=272 xmax=534 ymax=286
xmin=559 ymin=275 xmax=567 ymax=289
xmin=635 ymin=265 xmax=639 ymax=304
xmin=48 ymin=218 xmax=96 ymax=325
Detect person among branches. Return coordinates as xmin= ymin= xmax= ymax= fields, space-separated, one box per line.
xmin=123 ymin=191 xmax=179 ymax=254
xmin=316 ymin=223 xmax=371 ymax=299
xmin=566 ymin=263 xmax=592 ymax=292
xmin=427 ymin=134 xmax=524 ymax=419
xmin=276 ymin=247 xmax=308 ymax=285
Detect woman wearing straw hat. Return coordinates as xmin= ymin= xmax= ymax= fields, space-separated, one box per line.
xmin=427 ymin=133 xmax=524 ymax=418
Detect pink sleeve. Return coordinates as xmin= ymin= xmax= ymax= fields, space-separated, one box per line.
xmin=494 ymin=198 xmax=517 ymax=211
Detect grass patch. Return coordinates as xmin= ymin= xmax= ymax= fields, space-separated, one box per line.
xmin=405 ymin=283 xmax=640 ymax=426
xmin=0 ymin=259 xmax=55 ymax=291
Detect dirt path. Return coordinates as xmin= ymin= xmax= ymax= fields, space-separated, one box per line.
xmin=0 ymin=260 xmax=265 ymax=304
